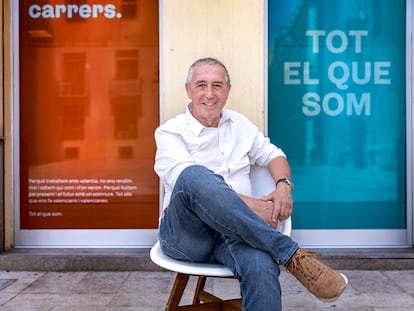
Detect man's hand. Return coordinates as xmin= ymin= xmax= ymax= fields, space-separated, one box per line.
xmin=239 ymin=194 xmax=283 ymax=228
xmin=261 ymin=182 xmax=293 ymax=224
xmin=264 ymin=156 xmax=293 ymax=225
xmin=252 ymin=199 xmax=278 ymax=228
xmin=261 ymin=183 xmax=293 ymax=223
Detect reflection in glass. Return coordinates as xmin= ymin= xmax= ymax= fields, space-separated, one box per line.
xmin=268 ymin=0 xmax=406 ymax=229
xmin=19 ymin=0 xmax=159 ymax=229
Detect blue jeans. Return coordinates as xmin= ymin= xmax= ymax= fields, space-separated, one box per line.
xmin=159 ymin=165 xmax=299 ymax=311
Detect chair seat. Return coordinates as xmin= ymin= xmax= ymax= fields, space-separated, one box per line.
xmin=150 ymin=241 xmax=234 ymax=277
xmin=150 ymin=217 xmax=291 ymax=277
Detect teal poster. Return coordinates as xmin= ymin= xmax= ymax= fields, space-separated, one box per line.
xmin=268 ymin=0 xmax=406 ymax=229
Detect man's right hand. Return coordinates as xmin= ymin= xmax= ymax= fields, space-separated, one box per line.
xmin=239 ymin=194 xmax=280 ymax=228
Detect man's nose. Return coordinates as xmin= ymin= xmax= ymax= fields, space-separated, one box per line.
xmin=205 ymin=85 xmax=214 ymax=98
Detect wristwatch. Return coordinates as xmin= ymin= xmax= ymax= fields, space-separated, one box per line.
xmin=275 ymin=178 xmax=294 ymax=190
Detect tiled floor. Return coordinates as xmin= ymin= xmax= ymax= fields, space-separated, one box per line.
xmin=0 ymin=269 xmax=413 ymax=310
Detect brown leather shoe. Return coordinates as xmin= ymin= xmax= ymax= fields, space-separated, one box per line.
xmin=285 ymin=248 xmax=348 ymax=302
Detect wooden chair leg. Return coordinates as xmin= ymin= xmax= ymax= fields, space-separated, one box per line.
xmin=192 ymin=276 xmax=207 ymax=304
xmin=166 ymin=273 xmax=190 ymax=311
xmin=222 ymin=299 xmax=243 ymax=311
xmin=165 ymin=273 xmax=242 ymax=311
xmin=193 ymin=276 xmax=242 ymax=310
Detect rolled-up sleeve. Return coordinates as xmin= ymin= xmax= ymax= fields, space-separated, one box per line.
xmin=247 ymin=124 xmax=286 ymax=167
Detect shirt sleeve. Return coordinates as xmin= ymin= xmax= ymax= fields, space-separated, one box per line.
xmin=154 ymin=120 xmax=194 ymax=195
xmin=246 ymin=120 xmax=286 ymax=166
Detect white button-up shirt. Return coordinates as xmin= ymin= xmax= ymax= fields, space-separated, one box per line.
xmin=154 ymin=105 xmax=286 ymax=209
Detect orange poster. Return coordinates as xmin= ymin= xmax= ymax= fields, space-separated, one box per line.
xmin=19 ymin=0 xmax=159 ymax=229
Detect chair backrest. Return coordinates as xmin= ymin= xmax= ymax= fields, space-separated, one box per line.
xmin=250 ymin=165 xmax=277 ymax=198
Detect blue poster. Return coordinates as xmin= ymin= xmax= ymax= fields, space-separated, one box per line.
xmin=268 ymin=0 xmax=406 ymax=229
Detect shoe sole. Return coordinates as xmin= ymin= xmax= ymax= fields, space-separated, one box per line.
xmin=318 ymin=273 xmax=349 ymax=303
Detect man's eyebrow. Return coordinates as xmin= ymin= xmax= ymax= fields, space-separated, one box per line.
xmin=194 ymin=80 xmax=224 ymax=84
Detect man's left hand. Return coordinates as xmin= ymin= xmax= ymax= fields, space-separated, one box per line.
xmin=261 ymin=183 xmax=292 ymax=225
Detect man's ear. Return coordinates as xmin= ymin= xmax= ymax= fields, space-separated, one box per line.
xmin=185 ymin=83 xmax=192 ymax=99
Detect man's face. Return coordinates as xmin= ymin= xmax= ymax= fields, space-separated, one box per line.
xmin=185 ymin=63 xmax=231 ymax=127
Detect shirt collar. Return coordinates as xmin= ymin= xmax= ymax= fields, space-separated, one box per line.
xmin=186 ymin=103 xmax=232 ymax=136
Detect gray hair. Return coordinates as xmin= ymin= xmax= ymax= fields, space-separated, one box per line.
xmin=186 ymin=57 xmax=231 ymax=85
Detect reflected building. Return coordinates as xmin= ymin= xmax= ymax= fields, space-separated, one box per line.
xmin=18 ymin=0 xmax=160 ymax=229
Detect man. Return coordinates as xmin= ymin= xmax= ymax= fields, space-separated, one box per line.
xmin=154 ymin=57 xmax=347 ymax=310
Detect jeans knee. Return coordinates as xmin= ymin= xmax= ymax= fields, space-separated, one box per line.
xmin=177 ymin=165 xmax=218 ymax=189
xmin=180 ymin=165 xmax=209 ymax=179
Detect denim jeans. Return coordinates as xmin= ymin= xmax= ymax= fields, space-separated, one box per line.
xmin=159 ymin=165 xmax=299 ymax=311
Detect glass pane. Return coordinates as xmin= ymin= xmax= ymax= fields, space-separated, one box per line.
xmin=19 ymin=1 xmax=159 ymax=229
xmin=268 ymin=0 xmax=406 ymax=229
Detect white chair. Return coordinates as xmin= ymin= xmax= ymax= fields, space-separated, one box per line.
xmin=150 ymin=166 xmax=292 ymax=310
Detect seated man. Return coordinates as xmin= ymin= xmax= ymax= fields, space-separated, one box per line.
xmin=154 ymin=57 xmax=347 ymax=310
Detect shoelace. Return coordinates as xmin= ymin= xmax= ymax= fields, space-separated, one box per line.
xmin=286 ymin=249 xmax=323 ymax=283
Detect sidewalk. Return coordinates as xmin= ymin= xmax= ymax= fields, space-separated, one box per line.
xmin=0 ymin=269 xmax=413 ymax=310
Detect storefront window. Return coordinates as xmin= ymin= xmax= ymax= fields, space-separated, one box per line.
xmin=18 ymin=0 xmax=159 ymax=230
xmin=268 ymin=0 xmax=407 ymax=233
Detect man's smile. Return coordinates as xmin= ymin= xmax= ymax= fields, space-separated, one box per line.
xmin=202 ymin=102 xmax=216 ymax=107
xmin=202 ymin=102 xmax=216 ymax=108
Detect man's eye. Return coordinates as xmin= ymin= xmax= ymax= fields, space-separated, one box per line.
xmin=196 ymin=84 xmax=206 ymax=89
